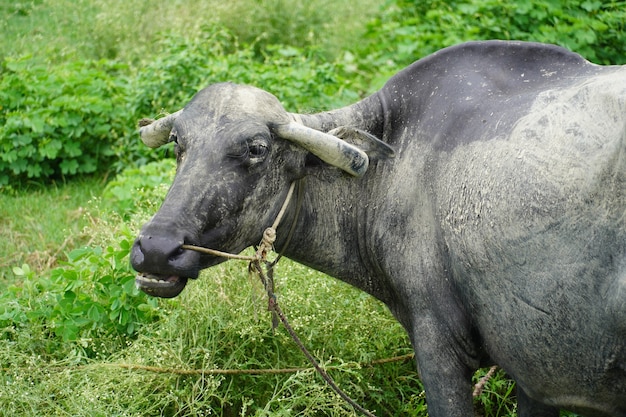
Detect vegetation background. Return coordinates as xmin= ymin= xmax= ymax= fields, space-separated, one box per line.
xmin=1 ymin=0 xmax=625 ymax=415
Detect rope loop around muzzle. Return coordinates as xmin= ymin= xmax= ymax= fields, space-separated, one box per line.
xmin=181 ymin=181 xmax=295 ymax=264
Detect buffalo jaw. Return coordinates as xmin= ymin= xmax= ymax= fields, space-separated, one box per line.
xmin=135 ymin=272 xmax=189 ymax=298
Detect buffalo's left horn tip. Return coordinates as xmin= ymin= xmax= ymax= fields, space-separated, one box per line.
xmin=138 ymin=118 xmax=155 ymax=128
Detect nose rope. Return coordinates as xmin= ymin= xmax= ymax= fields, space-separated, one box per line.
xmin=179 ymin=181 xmax=377 ymax=417
xmin=181 ymin=181 xmax=296 ymax=262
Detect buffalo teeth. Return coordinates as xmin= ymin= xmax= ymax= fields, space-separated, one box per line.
xmin=136 ymin=273 xmax=176 ymax=286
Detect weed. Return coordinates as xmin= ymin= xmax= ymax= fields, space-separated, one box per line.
xmin=0 ymin=57 xmax=132 ymax=185
xmin=1 ymin=230 xmax=159 ymax=347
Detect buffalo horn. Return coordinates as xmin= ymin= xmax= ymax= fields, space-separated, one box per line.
xmin=139 ymin=110 xmax=183 ymax=148
xmin=275 ymin=122 xmax=370 ymax=177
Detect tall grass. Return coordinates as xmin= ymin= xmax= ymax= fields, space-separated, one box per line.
xmin=1 ymin=0 xmax=382 ymax=63
xmin=0 ymin=178 xmax=101 ymax=281
xmin=0 ymin=170 xmax=418 ymax=415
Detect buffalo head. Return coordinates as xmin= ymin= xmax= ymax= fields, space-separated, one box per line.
xmin=130 ymin=83 xmax=392 ymax=298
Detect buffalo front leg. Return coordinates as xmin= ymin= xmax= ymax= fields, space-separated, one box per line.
xmin=410 ymin=316 xmax=477 ymax=417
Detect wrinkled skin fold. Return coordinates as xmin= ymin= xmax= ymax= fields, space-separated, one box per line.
xmin=131 ymin=41 xmax=626 ymax=416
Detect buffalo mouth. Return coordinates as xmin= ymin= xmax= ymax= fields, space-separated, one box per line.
xmin=135 ymin=272 xmax=189 ymax=298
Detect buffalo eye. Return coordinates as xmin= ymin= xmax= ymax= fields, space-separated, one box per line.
xmin=226 ymin=135 xmax=270 ymax=166
xmin=245 ymin=137 xmax=270 ymax=164
xmin=248 ymin=141 xmax=268 ymax=158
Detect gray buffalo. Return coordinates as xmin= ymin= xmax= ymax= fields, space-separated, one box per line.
xmin=130 ymin=41 xmax=626 ymax=416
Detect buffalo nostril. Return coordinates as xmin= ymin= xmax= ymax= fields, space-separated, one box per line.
xmin=131 ymin=235 xmax=185 ymax=270
xmin=169 ymin=247 xmax=186 ymax=260
xmin=130 ymin=241 xmax=145 ymax=268
xmin=131 ymin=233 xmax=200 ymax=278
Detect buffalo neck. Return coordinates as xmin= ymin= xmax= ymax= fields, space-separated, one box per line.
xmin=279 ymin=175 xmax=396 ymax=305
xmin=277 ymin=96 xmax=398 ymax=307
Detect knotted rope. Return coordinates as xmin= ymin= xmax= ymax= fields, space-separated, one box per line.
xmin=181 ymin=182 xmax=376 ymax=417
xmin=182 ymin=182 xmax=295 ymax=263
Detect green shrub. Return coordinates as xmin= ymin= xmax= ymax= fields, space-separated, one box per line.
xmin=4 ymin=1 xmax=625 ymax=186
xmin=360 ymin=0 xmax=626 ymax=86
xmin=0 ymin=230 xmax=159 ymax=354
xmin=0 ymin=57 xmax=133 ymax=185
xmin=103 ymin=158 xmax=176 ymax=220
xmin=0 ymin=26 xmax=367 ymax=186
xmin=131 ymin=27 xmax=362 ymax=114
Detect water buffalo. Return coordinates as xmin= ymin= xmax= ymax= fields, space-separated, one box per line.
xmin=130 ymin=40 xmax=626 ymax=416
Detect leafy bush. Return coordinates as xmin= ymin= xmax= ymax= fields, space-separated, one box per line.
xmin=0 ymin=230 xmax=159 ymax=352
xmin=8 ymin=0 xmax=620 ymax=185
xmin=360 ymin=0 xmax=626 ymax=85
xmin=102 ymin=158 xmax=176 ymax=220
xmin=3 ymin=1 xmax=625 ymax=186
xmin=132 ymin=31 xmax=351 ymax=114
xmin=0 ymin=29 xmax=367 ymax=186
xmin=0 ymin=27 xmax=372 ymax=185
xmin=0 ymin=57 xmax=133 ymax=185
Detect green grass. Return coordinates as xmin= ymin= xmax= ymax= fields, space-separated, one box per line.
xmin=1 ymin=264 xmax=412 ymax=416
xmin=0 ymin=177 xmax=103 ymax=281
xmin=0 ymin=0 xmax=383 ymax=64
xmin=0 ymin=180 xmax=418 ymax=415
xmin=0 ymin=156 xmax=422 ymax=415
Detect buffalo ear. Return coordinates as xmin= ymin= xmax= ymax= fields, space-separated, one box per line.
xmin=327 ymin=126 xmax=395 ymax=160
